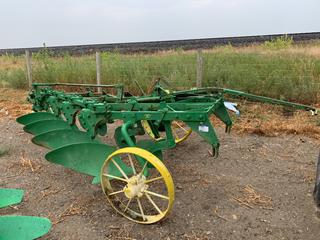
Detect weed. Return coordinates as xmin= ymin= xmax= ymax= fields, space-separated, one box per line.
xmin=263 ymin=35 xmax=293 ymax=50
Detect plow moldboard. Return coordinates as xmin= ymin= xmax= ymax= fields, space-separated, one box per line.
xmin=23 ymin=119 xmax=71 ymax=135
xmin=45 ymin=143 xmax=133 ymax=182
xmin=0 ymin=216 xmax=51 ymax=240
xmin=0 ymin=188 xmax=24 ymax=209
xmin=32 ymin=129 xmax=98 ymax=149
xmin=16 ymin=112 xmax=57 ymax=125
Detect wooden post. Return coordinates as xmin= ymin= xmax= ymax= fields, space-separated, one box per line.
xmin=196 ymin=50 xmax=203 ymax=88
xmin=96 ymin=51 xmax=102 ymax=93
xmin=25 ymin=50 xmax=32 ymax=88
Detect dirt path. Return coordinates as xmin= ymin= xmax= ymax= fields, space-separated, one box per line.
xmin=0 ymin=115 xmax=319 ymax=240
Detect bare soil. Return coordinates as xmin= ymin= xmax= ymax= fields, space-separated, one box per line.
xmin=0 ymin=88 xmax=319 ymax=239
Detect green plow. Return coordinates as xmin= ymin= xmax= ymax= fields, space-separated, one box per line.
xmin=16 ymin=82 xmax=318 ymax=224
xmin=16 ymin=112 xmax=57 ymax=125
xmin=45 ymin=143 xmax=133 ymax=183
xmin=0 ymin=216 xmax=51 ymax=240
xmin=0 ymin=188 xmax=24 ymax=209
xmin=23 ymin=119 xmax=71 ymax=135
xmin=32 ymin=129 xmax=98 ymax=149
xmin=0 ymin=188 xmax=51 ymax=239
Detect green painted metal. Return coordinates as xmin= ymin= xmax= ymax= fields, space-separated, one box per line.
xmin=23 ymin=119 xmax=71 ymax=135
xmin=114 ymin=126 xmax=136 ymax=148
xmin=16 ymin=112 xmax=56 ymax=125
xmin=223 ymin=88 xmax=316 ymax=112
xmin=0 ymin=215 xmax=51 ymax=240
xmin=16 ymin=82 xmax=317 ymax=186
xmin=45 ymin=143 xmax=133 ymax=181
xmin=32 ymin=129 xmax=98 ymax=149
xmin=136 ymin=139 xmax=163 ymax=161
xmin=0 ymin=188 xmax=24 ymax=209
xmin=20 ymin=82 xmax=317 ymax=157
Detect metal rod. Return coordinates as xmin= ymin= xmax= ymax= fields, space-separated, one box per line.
xmin=32 ymin=83 xmax=122 ymax=88
xmin=223 ymin=88 xmax=316 ymax=112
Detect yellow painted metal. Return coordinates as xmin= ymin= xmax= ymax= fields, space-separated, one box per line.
xmin=171 ymin=121 xmax=192 ymax=144
xmin=100 ymin=147 xmax=174 ymax=224
xmin=141 ymin=120 xmax=192 ymax=144
xmin=141 ymin=120 xmax=160 ymax=140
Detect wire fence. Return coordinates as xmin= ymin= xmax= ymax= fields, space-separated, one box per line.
xmin=0 ymin=49 xmax=319 ymax=103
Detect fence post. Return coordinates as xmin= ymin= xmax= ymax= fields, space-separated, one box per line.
xmin=96 ymin=51 xmax=102 ymax=93
xmin=196 ymin=50 xmax=203 ymax=88
xmin=25 ymin=50 xmax=32 ymax=88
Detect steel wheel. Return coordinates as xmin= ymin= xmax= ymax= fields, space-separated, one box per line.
xmin=141 ymin=120 xmax=192 ymax=144
xmin=101 ymin=147 xmax=174 ymax=224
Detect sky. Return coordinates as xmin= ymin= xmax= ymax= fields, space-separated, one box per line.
xmin=0 ymin=0 xmax=319 ymax=49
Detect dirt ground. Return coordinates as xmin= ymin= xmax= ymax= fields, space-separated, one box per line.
xmin=0 ymin=89 xmax=320 ymax=239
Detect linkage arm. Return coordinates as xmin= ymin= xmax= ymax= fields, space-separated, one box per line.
xmin=222 ymin=88 xmax=317 ymax=113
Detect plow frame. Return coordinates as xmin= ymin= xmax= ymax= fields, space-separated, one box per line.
xmin=17 ymin=82 xmax=319 ymax=224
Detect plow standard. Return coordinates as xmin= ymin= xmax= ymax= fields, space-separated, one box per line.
xmin=17 ymin=82 xmax=319 ymax=224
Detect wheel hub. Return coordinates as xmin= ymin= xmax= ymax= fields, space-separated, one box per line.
xmin=123 ymin=175 xmax=148 ymax=199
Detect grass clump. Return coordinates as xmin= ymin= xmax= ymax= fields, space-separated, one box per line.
xmin=263 ymin=35 xmax=293 ymax=50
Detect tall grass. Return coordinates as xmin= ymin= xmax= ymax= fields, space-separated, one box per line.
xmin=0 ymin=39 xmax=320 ymax=104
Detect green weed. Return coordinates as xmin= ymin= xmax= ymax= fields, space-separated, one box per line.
xmin=263 ymin=35 xmax=293 ymax=50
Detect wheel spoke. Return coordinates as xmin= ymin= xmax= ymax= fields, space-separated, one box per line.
xmin=137 ymin=198 xmax=146 ymax=220
xmin=111 ymin=158 xmax=129 ymax=180
xmin=145 ymin=193 xmax=164 ymax=216
xmin=127 ymin=154 xmax=136 ymax=175
xmin=173 ymin=121 xmax=188 ymax=132
xmin=103 ymin=174 xmax=128 ymax=182
xmin=172 ymin=129 xmax=179 ymax=139
xmin=124 ymin=198 xmax=132 ymax=212
xmin=108 ymin=189 xmax=125 ymax=196
xmin=138 ymin=161 xmax=148 ymax=177
xmin=145 ymin=176 xmax=163 ymax=184
xmin=144 ymin=190 xmax=169 ymax=200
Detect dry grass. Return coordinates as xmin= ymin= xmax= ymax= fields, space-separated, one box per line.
xmin=7 ymin=154 xmax=42 ymax=174
xmin=48 ymin=200 xmax=88 ymax=225
xmin=232 ymin=185 xmax=273 ymax=209
xmin=214 ymin=42 xmax=320 ymax=58
xmin=212 ymin=206 xmax=229 ymax=221
xmin=0 ymin=56 xmax=25 ymax=71
xmin=211 ymin=102 xmax=320 ymax=140
xmin=39 ymin=187 xmax=63 ymax=201
xmin=233 ymin=104 xmax=320 ymax=139
xmin=20 ymin=156 xmax=42 ymax=173
xmin=182 ymin=231 xmax=210 ymax=240
xmin=0 ymin=87 xmax=31 ymax=118
xmin=108 ymin=224 xmax=136 ymax=240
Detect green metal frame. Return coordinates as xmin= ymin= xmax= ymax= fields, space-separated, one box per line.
xmin=28 ymin=82 xmax=316 ymax=152
xmin=15 ymin=81 xmax=319 ymax=223
xmin=17 ymin=82 xmax=317 ymax=183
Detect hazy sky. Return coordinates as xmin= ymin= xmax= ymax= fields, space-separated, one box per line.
xmin=0 ymin=0 xmax=319 ymax=48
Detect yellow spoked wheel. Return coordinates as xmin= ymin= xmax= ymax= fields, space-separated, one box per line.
xmin=101 ymin=147 xmax=175 ymax=224
xmin=141 ymin=120 xmax=192 ymax=144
